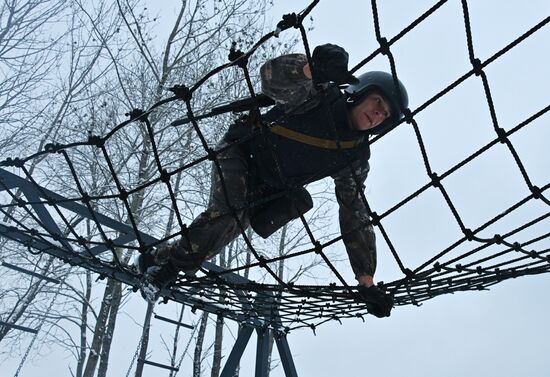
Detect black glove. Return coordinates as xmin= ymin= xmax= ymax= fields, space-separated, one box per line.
xmin=311 ymin=43 xmax=358 ymax=85
xmin=357 ymin=285 xmax=394 ymax=318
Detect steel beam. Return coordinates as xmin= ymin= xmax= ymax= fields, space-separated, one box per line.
xmin=0 ymin=261 xmax=60 ymax=284
xmin=275 ymin=334 xmax=298 ymax=377
xmin=220 ymin=326 xmax=254 ymax=377
xmin=255 ymin=328 xmax=270 ymax=377
xmin=153 ymin=313 xmax=194 ymax=330
xmin=139 ymin=359 xmax=179 ymax=372
xmin=0 ymin=320 xmax=38 ymax=334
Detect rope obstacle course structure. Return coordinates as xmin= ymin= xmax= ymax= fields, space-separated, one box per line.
xmin=0 ymin=1 xmax=549 ymax=375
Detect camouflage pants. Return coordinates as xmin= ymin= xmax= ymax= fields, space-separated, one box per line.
xmin=161 ymin=140 xmax=252 ymax=271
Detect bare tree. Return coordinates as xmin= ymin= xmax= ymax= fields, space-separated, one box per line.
xmin=0 ymin=1 xmax=319 ymax=376
xmin=0 ymin=0 xmax=66 ymax=153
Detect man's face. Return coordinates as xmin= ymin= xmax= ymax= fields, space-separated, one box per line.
xmin=349 ymin=91 xmax=392 ymax=131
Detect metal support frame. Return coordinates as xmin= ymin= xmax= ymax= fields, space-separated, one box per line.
xmin=275 ymin=333 xmax=299 ymax=377
xmin=220 ymin=326 xmax=298 ymax=377
xmin=220 ymin=326 xmax=254 ymax=377
xmin=0 ymin=320 xmax=38 ymax=334
xmin=154 ymin=313 xmax=194 ymax=330
xmin=0 ymin=167 xmax=300 ymax=376
xmin=255 ymin=328 xmax=271 ymax=377
xmin=139 ymin=358 xmax=179 ymax=372
xmin=1 ymin=261 xmax=60 ymax=284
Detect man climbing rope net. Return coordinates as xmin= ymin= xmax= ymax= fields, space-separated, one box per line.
xmin=138 ymin=44 xmax=408 ymax=318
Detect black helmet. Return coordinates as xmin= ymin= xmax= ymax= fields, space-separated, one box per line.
xmin=344 ymin=71 xmax=408 ymax=135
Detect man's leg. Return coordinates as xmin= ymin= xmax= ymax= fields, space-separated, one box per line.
xmin=183 ymin=140 xmax=251 ymax=263
xmin=141 ymin=141 xmax=251 ymax=284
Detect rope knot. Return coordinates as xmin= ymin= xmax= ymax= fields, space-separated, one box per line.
xmin=170 ymin=85 xmax=192 ymax=101
xmin=369 ymin=211 xmax=380 ymax=226
xmin=126 ymin=108 xmax=147 ymax=122
xmin=44 ymin=143 xmax=61 ymax=153
xmin=87 ymin=134 xmax=104 ymax=147
xmin=464 ymin=228 xmax=474 ymax=241
xmin=81 ymin=192 xmax=91 ymax=204
xmin=472 ymin=58 xmax=483 ymax=76
xmin=258 ymin=255 xmax=267 ymax=268
xmin=205 ymin=147 xmax=217 ymax=161
xmin=531 ymin=185 xmax=541 ymax=199
xmin=274 ymin=13 xmax=299 ymax=37
xmin=118 ymin=188 xmax=128 ymax=200
xmin=429 ymin=172 xmax=441 ymax=188
xmin=402 ymin=108 xmax=414 ymax=124
xmin=228 ymin=42 xmax=248 ymax=68
xmin=106 ymin=238 xmax=115 ymax=249
xmin=496 ymin=127 xmax=508 ymax=144
xmin=378 ymin=37 xmax=390 ymax=55
xmin=5 ymin=157 xmax=24 ymax=168
xmin=313 ymin=241 xmax=322 ymax=254
xmin=160 ymin=169 xmax=170 ymax=183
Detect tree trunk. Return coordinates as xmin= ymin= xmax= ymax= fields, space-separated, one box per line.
xmin=134 ymin=301 xmax=155 ymax=377
xmin=168 ymin=305 xmax=186 ymax=377
xmin=193 ymin=312 xmax=209 ymax=377
xmin=210 ymin=315 xmax=224 ymax=377
xmin=76 ymin=270 xmax=92 ymax=377
xmin=97 ymin=280 xmax=123 ymax=377
xmin=82 ymin=277 xmax=116 ymax=377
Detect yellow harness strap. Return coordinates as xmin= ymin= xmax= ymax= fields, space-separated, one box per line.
xmin=269 ymin=124 xmax=363 ymax=150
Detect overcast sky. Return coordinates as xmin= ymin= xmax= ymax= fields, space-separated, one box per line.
xmin=5 ymin=1 xmax=549 ymax=376
xmin=266 ymin=1 xmax=550 ymax=376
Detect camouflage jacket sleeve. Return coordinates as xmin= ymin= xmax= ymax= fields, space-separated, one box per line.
xmin=332 ymin=159 xmax=377 ymax=278
xmin=260 ymin=53 xmax=317 ymax=110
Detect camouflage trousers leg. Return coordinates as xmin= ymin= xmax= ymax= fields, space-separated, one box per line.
xmin=162 ymin=140 xmax=251 ymax=272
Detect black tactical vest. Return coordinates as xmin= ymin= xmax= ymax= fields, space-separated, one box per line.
xmin=249 ymin=88 xmax=371 ymax=189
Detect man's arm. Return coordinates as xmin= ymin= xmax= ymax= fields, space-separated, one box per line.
xmin=332 ymin=161 xmax=377 ymax=287
xmin=260 ymin=53 xmax=316 ymax=110
xmin=260 ymin=44 xmax=356 ymax=111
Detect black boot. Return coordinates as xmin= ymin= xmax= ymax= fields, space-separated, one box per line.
xmin=137 ymin=247 xmax=180 ymax=301
xmin=137 ymin=242 xmax=203 ymax=287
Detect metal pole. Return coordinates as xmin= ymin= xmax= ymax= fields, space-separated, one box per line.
xmin=275 ymin=333 xmax=298 ymax=377
xmin=0 ymin=320 xmax=38 ymax=334
xmin=220 ymin=325 xmax=254 ymax=377
xmin=255 ymin=328 xmax=270 ymax=377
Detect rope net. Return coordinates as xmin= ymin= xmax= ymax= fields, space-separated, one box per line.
xmin=0 ymin=0 xmax=549 ymax=332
